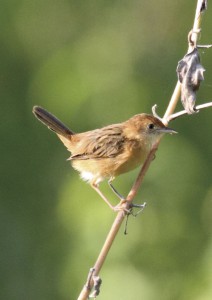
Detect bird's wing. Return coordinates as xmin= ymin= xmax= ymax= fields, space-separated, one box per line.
xmin=70 ymin=126 xmax=125 ymax=160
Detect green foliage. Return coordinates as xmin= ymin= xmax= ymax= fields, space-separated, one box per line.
xmin=0 ymin=1 xmax=211 ymax=299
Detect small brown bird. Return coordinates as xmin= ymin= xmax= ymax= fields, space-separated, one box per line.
xmin=33 ymin=106 xmax=176 ymax=211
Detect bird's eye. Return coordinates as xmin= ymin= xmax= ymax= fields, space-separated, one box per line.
xmin=148 ymin=123 xmax=155 ymax=130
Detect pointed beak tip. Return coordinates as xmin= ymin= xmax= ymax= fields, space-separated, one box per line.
xmin=169 ymin=128 xmax=178 ymax=134
xmin=167 ymin=128 xmax=178 ymax=135
xmin=157 ymin=127 xmax=178 ymax=134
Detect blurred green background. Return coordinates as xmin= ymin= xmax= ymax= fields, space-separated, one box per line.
xmin=0 ymin=1 xmax=212 ymax=299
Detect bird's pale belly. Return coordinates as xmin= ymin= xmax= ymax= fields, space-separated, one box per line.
xmin=71 ymin=144 xmax=149 ymax=183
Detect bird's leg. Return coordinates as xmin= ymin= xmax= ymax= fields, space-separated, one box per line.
xmin=108 ymin=179 xmax=125 ymax=201
xmin=108 ymin=179 xmax=146 ymax=212
xmin=107 ymin=179 xmax=132 ymax=212
xmin=91 ymin=182 xmax=130 ymax=213
xmin=91 ymin=183 xmax=114 ymax=210
xmin=91 ymin=182 xmax=125 ymax=211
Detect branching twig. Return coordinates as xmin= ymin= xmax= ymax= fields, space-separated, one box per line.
xmin=76 ymin=1 xmax=209 ymax=299
xmin=168 ymin=101 xmax=212 ymax=122
xmin=153 ymin=101 xmax=212 ymax=122
xmin=197 ymin=44 xmax=212 ymax=48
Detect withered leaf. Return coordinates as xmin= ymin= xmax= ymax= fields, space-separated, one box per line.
xmin=176 ymin=48 xmax=205 ymax=114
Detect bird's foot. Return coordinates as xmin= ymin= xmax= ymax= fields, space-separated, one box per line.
xmin=130 ymin=202 xmax=147 ymax=216
xmin=113 ymin=199 xmax=131 ymax=214
xmin=113 ymin=200 xmax=147 ymax=215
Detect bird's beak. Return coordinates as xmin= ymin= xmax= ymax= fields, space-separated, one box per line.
xmin=156 ymin=127 xmax=178 ymax=134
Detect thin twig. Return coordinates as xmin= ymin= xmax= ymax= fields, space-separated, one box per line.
xmin=168 ymin=102 xmax=212 ymax=122
xmin=197 ymin=44 xmax=212 ymax=48
xmin=162 ymin=81 xmax=181 ymax=125
xmin=77 ymin=147 xmax=159 ymax=300
xmin=126 ymin=143 xmax=160 ymax=201
xmin=77 ymin=211 xmax=125 ymax=300
xmin=76 ymin=1 xmax=207 ymax=299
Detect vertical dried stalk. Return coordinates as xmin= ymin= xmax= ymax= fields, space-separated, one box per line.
xmin=76 ymin=1 xmax=206 ymax=299
xmin=163 ymin=0 xmax=205 ymax=124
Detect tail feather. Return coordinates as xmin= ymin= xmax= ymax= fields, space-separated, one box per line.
xmin=33 ymin=106 xmax=74 ymax=137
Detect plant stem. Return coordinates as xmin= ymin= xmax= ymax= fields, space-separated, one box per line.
xmin=76 ymin=1 xmax=207 ymax=299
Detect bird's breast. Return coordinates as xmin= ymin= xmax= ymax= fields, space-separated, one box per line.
xmin=113 ymin=139 xmax=150 ymax=176
xmin=71 ymin=139 xmax=150 ymax=183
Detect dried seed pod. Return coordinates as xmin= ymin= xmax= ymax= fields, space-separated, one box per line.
xmin=177 ymin=48 xmax=205 ymax=114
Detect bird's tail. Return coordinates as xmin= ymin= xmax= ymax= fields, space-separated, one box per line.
xmin=32 ymin=106 xmax=74 ymax=138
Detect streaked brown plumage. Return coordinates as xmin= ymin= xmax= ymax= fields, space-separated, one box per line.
xmin=33 ymin=106 xmax=176 ymax=210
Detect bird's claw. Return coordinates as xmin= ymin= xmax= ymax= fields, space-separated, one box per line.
xmin=130 ymin=202 xmax=147 ymax=216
